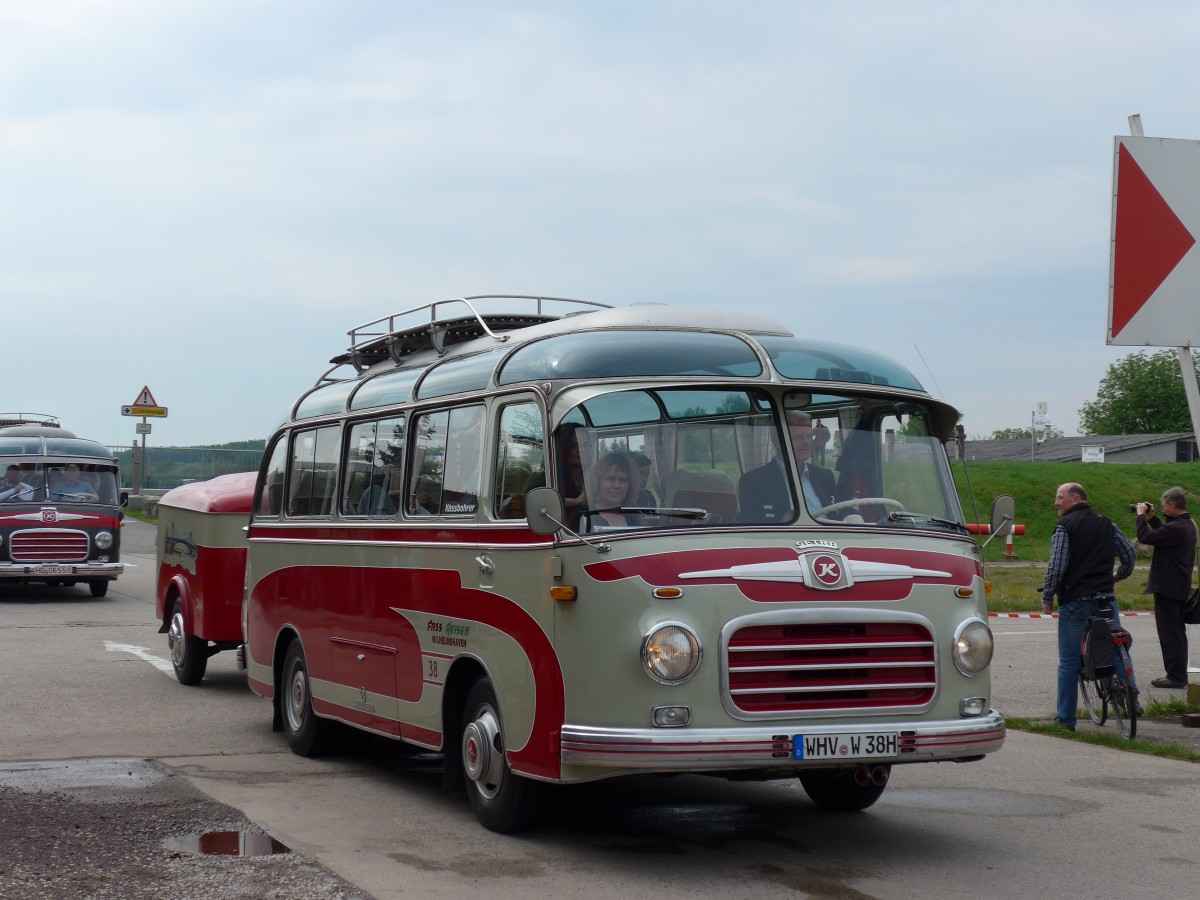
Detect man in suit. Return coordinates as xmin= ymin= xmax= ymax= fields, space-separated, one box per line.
xmin=738 ymin=409 xmax=837 ymax=524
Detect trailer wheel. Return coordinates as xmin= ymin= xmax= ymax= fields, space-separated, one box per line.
xmin=89 ymin=580 xmax=109 ymax=598
xmin=167 ymin=600 xmax=207 ymax=685
xmin=799 ymin=765 xmax=890 ymax=811
xmin=281 ymin=639 xmax=334 ymax=757
xmin=460 ymin=677 xmax=543 ymax=833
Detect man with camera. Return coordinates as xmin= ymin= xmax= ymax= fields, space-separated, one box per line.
xmin=1134 ymin=487 xmax=1196 ymax=690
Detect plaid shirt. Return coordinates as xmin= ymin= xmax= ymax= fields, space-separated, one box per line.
xmin=1041 ymin=521 xmax=1136 ymax=603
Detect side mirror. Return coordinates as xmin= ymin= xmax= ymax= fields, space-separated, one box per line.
xmin=989 ymin=494 xmax=1014 ymax=539
xmin=525 ymin=487 xmax=565 ymax=536
xmin=120 ymin=491 xmax=130 ymax=508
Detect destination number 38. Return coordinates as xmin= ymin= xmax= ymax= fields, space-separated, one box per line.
xmin=794 ymin=732 xmax=898 ymax=761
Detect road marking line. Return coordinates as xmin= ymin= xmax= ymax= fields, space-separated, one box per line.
xmin=989 ymin=612 xmax=1154 ymax=619
xmin=103 ymin=640 xmax=174 ymax=676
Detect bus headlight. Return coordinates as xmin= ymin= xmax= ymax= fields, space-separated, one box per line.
xmin=953 ymin=619 xmax=994 ymax=676
xmin=641 ymin=622 xmax=701 ymax=684
xmin=94 ymin=531 xmax=113 ymax=550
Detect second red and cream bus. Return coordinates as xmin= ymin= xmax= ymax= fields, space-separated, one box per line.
xmin=242 ymin=296 xmax=1009 ymax=832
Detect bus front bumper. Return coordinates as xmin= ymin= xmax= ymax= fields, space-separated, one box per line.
xmin=0 ymin=562 xmax=124 ymax=580
xmin=560 ymin=710 xmax=1005 ymax=772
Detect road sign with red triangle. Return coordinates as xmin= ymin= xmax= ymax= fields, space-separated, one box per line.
xmin=133 ymin=386 xmax=157 ymax=407
xmin=1108 ymin=136 xmax=1200 ymax=346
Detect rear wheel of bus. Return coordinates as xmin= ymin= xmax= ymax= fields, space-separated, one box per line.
xmin=461 ymin=677 xmax=542 ymax=833
xmin=167 ymin=599 xmax=207 ymax=685
xmin=281 ymin=639 xmax=335 ymax=756
xmin=799 ymin=765 xmax=891 ymax=811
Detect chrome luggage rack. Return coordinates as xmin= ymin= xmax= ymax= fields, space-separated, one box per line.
xmin=331 ymin=295 xmax=611 ymax=373
xmin=0 ymin=413 xmax=62 ymax=430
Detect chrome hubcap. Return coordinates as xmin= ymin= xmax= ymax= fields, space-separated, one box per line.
xmin=168 ymin=612 xmax=187 ymax=668
xmin=462 ymin=704 xmax=504 ymax=799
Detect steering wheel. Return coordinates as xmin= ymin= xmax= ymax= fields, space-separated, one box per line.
xmin=812 ymin=497 xmax=905 ymax=518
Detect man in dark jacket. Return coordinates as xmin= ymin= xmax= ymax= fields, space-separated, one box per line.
xmin=1135 ymin=486 xmax=1196 ymax=689
xmin=1041 ymin=483 xmax=1137 ymax=729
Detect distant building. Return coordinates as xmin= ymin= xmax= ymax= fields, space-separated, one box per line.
xmin=962 ymin=433 xmax=1199 ymax=464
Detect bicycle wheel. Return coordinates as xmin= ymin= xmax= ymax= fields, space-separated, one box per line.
xmin=1108 ymin=675 xmax=1136 ymax=739
xmin=1079 ymin=674 xmax=1107 ymax=725
xmin=1111 ymin=647 xmax=1138 ymax=740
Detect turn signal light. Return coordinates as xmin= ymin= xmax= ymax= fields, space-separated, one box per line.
xmin=955 ymin=587 xmax=974 ymax=598
xmin=550 ymin=585 xmax=577 ymax=602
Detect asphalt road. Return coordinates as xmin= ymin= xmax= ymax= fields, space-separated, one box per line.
xmin=2 ymin=520 xmax=1198 ymax=899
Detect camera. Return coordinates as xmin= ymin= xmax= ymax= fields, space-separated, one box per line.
xmin=1129 ymin=502 xmax=1149 ymax=514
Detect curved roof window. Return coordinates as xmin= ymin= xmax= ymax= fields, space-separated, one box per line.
xmin=759 ymin=336 xmax=924 ymax=391
xmin=294 ymin=380 xmax=356 ymax=421
xmin=350 ymin=367 xmax=421 ymax=411
xmin=498 ymin=330 xmax=762 ymax=385
xmin=416 ymin=351 xmax=502 ymax=400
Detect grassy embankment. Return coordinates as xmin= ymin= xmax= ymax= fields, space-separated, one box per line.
xmin=952 ymin=461 xmax=1200 ymax=612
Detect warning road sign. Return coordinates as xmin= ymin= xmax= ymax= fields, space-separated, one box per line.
xmin=132 ymin=385 xmax=158 ymax=407
xmin=1108 ymin=136 xmax=1200 ymax=346
xmin=122 ymin=405 xmax=168 ymax=418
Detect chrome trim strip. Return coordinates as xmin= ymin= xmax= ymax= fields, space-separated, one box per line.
xmin=0 ymin=562 xmax=124 ymax=576
xmin=561 ymin=712 xmax=1004 ymax=770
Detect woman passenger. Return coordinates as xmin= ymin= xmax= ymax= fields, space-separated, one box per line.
xmin=590 ymin=451 xmax=639 ymax=528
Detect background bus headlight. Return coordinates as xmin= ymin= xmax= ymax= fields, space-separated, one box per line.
xmin=641 ymin=622 xmax=701 ymax=684
xmin=94 ymin=531 xmax=113 ymax=550
xmin=953 ymin=619 xmax=994 ymax=676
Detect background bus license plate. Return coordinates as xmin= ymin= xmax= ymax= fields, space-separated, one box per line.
xmin=33 ymin=566 xmax=72 ymax=576
xmin=794 ymin=732 xmax=897 ymax=760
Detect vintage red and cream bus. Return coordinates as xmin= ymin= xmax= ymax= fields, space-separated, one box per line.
xmin=0 ymin=414 xmax=126 ymax=597
xmin=242 ymin=296 xmax=1009 ymax=832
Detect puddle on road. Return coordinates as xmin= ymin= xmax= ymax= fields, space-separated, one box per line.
xmin=163 ymin=831 xmax=291 ymax=857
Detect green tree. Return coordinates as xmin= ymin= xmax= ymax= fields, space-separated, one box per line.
xmin=1078 ymin=349 xmax=1199 ymax=434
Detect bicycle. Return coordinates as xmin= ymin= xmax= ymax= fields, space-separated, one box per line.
xmin=1078 ymin=604 xmax=1138 ymax=739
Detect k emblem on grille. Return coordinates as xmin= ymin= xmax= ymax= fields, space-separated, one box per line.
xmin=41 ymin=509 xmax=58 ymax=524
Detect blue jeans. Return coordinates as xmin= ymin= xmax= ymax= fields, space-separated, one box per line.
xmin=1057 ymin=595 xmax=1126 ymax=726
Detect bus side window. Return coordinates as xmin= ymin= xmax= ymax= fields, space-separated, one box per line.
xmin=408 ymin=405 xmax=484 ymax=517
xmin=494 ymin=402 xmax=545 ymax=519
xmin=287 ymin=425 xmax=340 ymax=518
xmin=257 ymin=438 xmax=288 ymax=517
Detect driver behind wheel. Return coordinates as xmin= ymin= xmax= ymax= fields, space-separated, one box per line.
xmin=737 ymin=409 xmax=836 ymax=524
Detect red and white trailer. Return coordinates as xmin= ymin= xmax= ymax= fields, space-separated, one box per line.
xmin=155 ymin=472 xmax=256 ymax=684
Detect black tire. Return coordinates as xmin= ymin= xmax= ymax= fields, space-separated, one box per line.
xmin=460 ymin=677 xmax=543 ymax=833
xmin=88 ymin=580 xmax=109 ymax=598
xmin=1110 ymin=676 xmax=1137 ymax=740
xmin=167 ymin=600 xmax=207 ymax=685
xmin=1079 ymin=674 xmax=1106 ymax=725
xmin=799 ymin=766 xmax=890 ymax=812
xmin=280 ymin=640 xmax=335 ymax=757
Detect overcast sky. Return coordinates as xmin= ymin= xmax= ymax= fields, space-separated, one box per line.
xmin=4 ymin=1 xmax=1199 ymax=447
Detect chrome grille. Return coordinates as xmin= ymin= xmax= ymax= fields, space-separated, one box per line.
xmin=726 ymin=620 xmax=936 ymax=714
xmin=10 ymin=529 xmax=89 ymax=563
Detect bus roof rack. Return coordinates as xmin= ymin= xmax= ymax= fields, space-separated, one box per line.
xmin=0 ymin=413 xmax=62 ymax=430
xmin=333 ymin=295 xmax=612 ymax=372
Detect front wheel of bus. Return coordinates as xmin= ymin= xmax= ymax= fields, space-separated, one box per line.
xmin=799 ymin=765 xmax=890 ymax=812
xmin=281 ymin=640 xmax=334 ymax=757
xmin=88 ymin=580 xmax=109 ymax=598
xmin=461 ymin=678 xmax=543 ymax=833
xmin=168 ymin=600 xmax=207 ymax=685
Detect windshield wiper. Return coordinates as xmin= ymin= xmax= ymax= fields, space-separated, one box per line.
xmin=887 ymin=511 xmax=970 ymax=534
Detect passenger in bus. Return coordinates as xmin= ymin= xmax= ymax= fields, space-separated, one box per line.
xmin=587 ymin=451 xmax=639 ymax=528
xmin=630 ymin=452 xmax=658 ymax=509
xmin=357 ymin=467 xmax=400 ymax=515
xmin=50 ymin=464 xmax=99 ymax=501
xmin=0 ymin=465 xmax=35 ymax=502
xmin=737 ymin=410 xmax=836 ymax=523
xmin=524 ymin=422 xmax=589 ymax=528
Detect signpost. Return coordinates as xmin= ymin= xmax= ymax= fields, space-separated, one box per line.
xmin=120 ymin=386 xmax=167 ymax=494
xmin=1108 ymin=116 xmax=1200 ymax=451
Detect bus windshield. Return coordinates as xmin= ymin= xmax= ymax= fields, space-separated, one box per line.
xmin=550 ymin=387 xmax=964 ymax=534
xmin=0 ymin=461 xmax=120 ymax=505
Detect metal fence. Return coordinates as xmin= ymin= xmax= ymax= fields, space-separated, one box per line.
xmin=106 ymin=446 xmax=264 ymax=492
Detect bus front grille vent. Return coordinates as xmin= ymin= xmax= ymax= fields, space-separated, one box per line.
xmin=9 ymin=529 xmax=90 ymax=563
xmin=726 ymin=621 xmax=936 ymax=714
